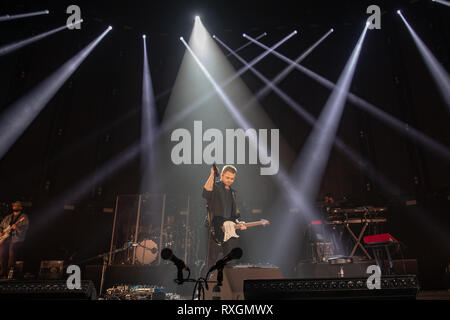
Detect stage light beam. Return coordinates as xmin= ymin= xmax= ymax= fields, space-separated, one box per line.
xmin=0 ymin=26 xmax=112 ymax=160
xmin=0 ymin=10 xmax=49 ymax=22
xmin=266 ymin=22 xmax=369 ymax=264
xmin=431 ymin=0 xmax=450 ymax=7
xmin=0 ymin=20 xmax=83 ymax=57
xmin=225 ymin=28 xmax=334 ymax=110
xmin=398 ymin=11 xmax=450 ymax=110
xmin=225 ymin=32 xmax=267 ymax=58
xmin=30 ymin=142 xmax=141 ymax=238
xmin=292 ymin=21 xmax=369 ymax=203
xmin=140 ymin=35 xmax=159 ymax=193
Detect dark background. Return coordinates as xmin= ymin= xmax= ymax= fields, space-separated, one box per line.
xmin=0 ymin=0 xmax=449 ymax=290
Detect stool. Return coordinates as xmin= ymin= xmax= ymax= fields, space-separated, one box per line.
xmin=328 ymin=256 xmax=353 ymax=278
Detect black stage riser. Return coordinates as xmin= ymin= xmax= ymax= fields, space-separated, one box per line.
xmin=0 ymin=280 xmax=97 ymax=300
xmin=244 ymin=275 xmax=419 ymax=300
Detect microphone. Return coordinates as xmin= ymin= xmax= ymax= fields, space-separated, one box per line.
xmin=212 ymin=162 xmax=219 ymax=178
xmin=208 ymin=247 xmax=243 ymax=273
xmin=161 ymin=248 xmax=189 ymax=284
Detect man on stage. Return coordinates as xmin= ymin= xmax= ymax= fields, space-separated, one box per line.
xmin=0 ymin=201 xmax=29 ymax=278
xmin=202 ymin=165 xmax=246 ymax=271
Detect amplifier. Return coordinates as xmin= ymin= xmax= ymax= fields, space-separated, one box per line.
xmin=244 ymin=275 xmax=419 ymax=300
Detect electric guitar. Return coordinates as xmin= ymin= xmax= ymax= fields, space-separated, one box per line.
xmin=0 ymin=217 xmax=25 ymax=244
xmin=210 ymin=216 xmax=270 ymax=245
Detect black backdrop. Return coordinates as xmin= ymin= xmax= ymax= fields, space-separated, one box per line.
xmin=0 ymin=0 xmax=448 ymax=289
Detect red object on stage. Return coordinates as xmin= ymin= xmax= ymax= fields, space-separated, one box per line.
xmin=363 ymin=233 xmax=398 ymax=244
xmin=311 ymin=220 xmax=322 ymax=225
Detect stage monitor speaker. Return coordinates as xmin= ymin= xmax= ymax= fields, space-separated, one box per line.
xmin=204 ymin=266 xmax=283 ymax=300
xmin=0 ymin=280 xmax=97 ymax=300
xmin=244 ymin=275 xmax=418 ymax=300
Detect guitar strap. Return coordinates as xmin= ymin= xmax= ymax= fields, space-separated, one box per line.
xmin=205 ymin=205 xmax=212 ymax=228
xmin=10 ymin=213 xmax=22 ymax=226
xmin=205 ymin=185 xmax=216 ymax=229
xmin=205 ymin=179 xmax=220 ymax=228
xmin=231 ymin=189 xmax=239 ymax=220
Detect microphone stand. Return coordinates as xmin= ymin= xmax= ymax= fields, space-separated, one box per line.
xmin=72 ymin=244 xmax=136 ymax=297
xmin=211 ymin=267 xmax=224 ymax=300
xmin=162 ymin=256 xmax=240 ymax=300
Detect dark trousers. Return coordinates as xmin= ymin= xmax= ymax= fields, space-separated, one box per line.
xmin=206 ymin=231 xmax=239 ymax=272
xmin=0 ymin=240 xmax=21 ymax=276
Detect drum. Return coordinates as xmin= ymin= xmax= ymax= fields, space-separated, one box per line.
xmin=134 ymin=239 xmax=158 ymax=265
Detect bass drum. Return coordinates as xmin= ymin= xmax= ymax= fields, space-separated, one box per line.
xmin=134 ymin=239 xmax=158 ymax=265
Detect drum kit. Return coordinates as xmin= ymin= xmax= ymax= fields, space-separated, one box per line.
xmin=132 ymin=224 xmax=188 ymax=266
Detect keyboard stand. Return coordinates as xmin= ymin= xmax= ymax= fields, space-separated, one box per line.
xmin=346 ymin=220 xmax=372 ymax=259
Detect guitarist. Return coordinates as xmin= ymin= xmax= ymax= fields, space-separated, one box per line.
xmin=0 ymin=201 xmax=29 ymax=278
xmin=202 ymin=165 xmax=246 ymax=271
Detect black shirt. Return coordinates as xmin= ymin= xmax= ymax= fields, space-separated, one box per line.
xmin=202 ymin=181 xmax=239 ymax=221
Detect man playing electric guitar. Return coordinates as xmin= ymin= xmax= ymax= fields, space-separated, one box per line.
xmin=202 ymin=165 xmax=246 ymax=271
xmin=0 ymin=201 xmax=29 ymax=278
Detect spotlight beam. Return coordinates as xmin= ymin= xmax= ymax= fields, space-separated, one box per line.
xmin=180 ymin=38 xmax=254 ymax=138
xmin=22 ymin=87 xmax=172 ymax=177
xmin=266 ymin=22 xmax=369 ymax=262
xmin=0 ymin=26 xmax=112 ymax=160
xmin=225 ymin=32 xmax=267 ymax=57
xmin=243 ymin=34 xmax=450 ymax=161
xmin=0 ymin=10 xmax=49 ymax=22
xmin=398 ymin=11 xmax=450 ymax=110
xmin=223 ymin=28 xmax=333 ymax=113
xmin=214 ymin=34 xmax=326 ymax=123
xmin=140 ymin=35 xmax=158 ymax=192
xmin=251 ymin=29 xmax=333 ymax=104
xmin=30 ymin=142 xmax=141 ymax=238
xmin=431 ymin=0 xmax=450 ymax=7
xmin=292 ymin=22 xmax=369 ymax=202
xmin=0 ymin=20 xmax=83 ymax=57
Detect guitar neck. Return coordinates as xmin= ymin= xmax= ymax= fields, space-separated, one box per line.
xmin=238 ymin=221 xmax=264 ymax=228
